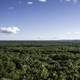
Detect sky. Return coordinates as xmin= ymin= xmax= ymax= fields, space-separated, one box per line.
xmin=0 ymin=0 xmax=80 ymax=40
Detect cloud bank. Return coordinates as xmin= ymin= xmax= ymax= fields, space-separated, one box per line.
xmin=65 ymin=32 xmax=80 ymax=35
xmin=0 ymin=27 xmax=20 ymax=34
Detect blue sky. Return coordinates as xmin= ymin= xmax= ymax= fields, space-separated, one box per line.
xmin=0 ymin=0 xmax=80 ymax=40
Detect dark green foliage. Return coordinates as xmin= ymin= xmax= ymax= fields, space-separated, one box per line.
xmin=0 ymin=41 xmax=80 ymax=80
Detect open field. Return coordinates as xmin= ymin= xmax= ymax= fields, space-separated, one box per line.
xmin=0 ymin=41 xmax=80 ymax=80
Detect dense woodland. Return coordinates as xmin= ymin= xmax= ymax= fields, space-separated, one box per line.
xmin=0 ymin=41 xmax=80 ymax=80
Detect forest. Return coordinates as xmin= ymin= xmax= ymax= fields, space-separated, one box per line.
xmin=0 ymin=40 xmax=80 ymax=80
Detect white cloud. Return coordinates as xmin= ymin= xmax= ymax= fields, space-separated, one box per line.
xmin=38 ymin=0 xmax=47 ymax=2
xmin=8 ymin=6 xmax=15 ymax=10
xmin=65 ymin=32 xmax=80 ymax=35
xmin=60 ymin=0 xmax=71 ymax=2
xmin=73 ymin=0 xmax=78 ymax=3
xmin=0 ymin=26 xmax=20 ymax=34
xmin=18 ymin=1 xmax=22 ymax=4
xmin=65 ymin=0 xmax=71 ymax=2
xmin=27 ymin=2 xmax=33 ymax=5
xmin=60 ymin=0 xmax=63 ymax=2
xmin=60 ymin=0 xmax=78 ymax=3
